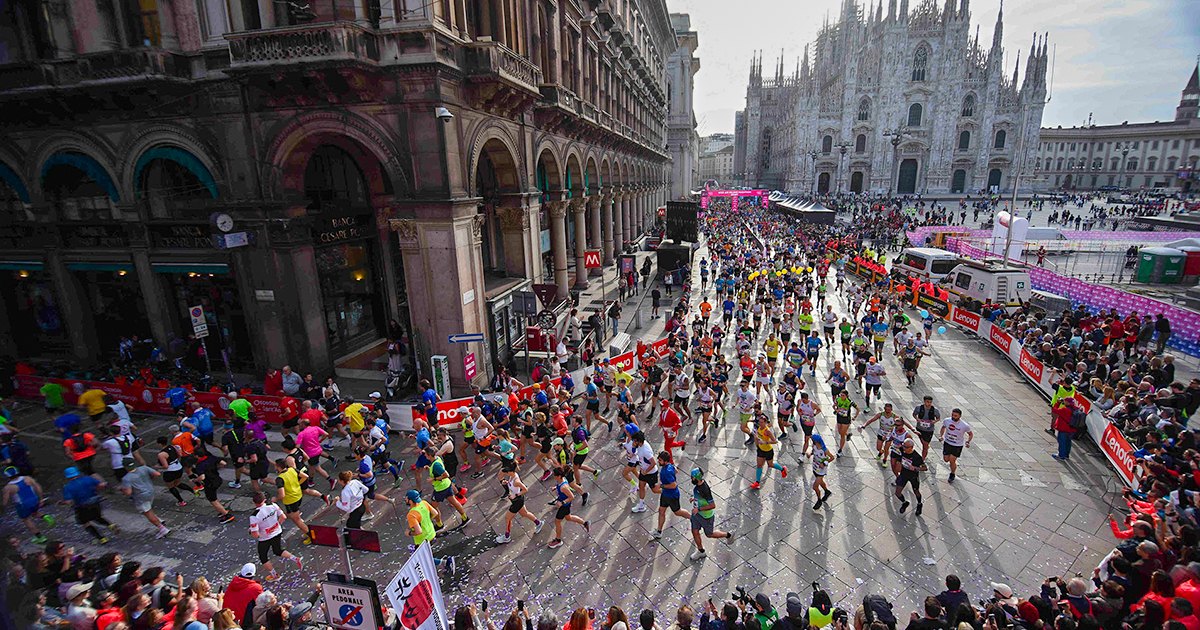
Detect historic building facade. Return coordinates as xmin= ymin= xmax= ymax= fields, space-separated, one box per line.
xmin=666 ymin=13 xmax=699 ymax=200
xmin=699 ymin=145 xmax=735 ymax=185
xmin=1032 ymin=65 xmax=1200 ymax=193
xmin=734 ymin=0 xmax=1048 ymax=195
xmin=0 ymin=0 xmax=677 ymax=388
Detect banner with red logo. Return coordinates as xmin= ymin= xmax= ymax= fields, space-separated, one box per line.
xmin=950 ymin=307 xmax=981 ymax=332
xmin=1018 ymin=347 xmax=1044 ymax=383
xmin=1098 ymin=422 xmax=1138 ymax=486
xmin=987 ymin=325 xmax=1013 ymax=355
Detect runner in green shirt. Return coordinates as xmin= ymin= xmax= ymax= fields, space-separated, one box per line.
xmin=687 ymin=467 xmax=732 ymax=562
xmin=40 ymin=382 xmax=66 ymax=411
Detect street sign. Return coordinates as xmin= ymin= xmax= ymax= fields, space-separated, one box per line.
xmin=464 ymin=352 xmax=477 ymax=380
xmin=189 ymin=306 xmax=210 ymax=339
xmin=532 ymin=283 xmax=558 ymax=309
xmin=322 ymin=580 xmax=381 ymax=630
xmin=447 ymin=333 xmax=484 ymax=344
xmin=584 ymin=250 xmax=602 ymax=268
xmin=538 ymin=310 xmax=556 ymax=331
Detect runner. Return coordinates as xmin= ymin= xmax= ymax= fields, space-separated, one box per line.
xmin=810 ymin=435 xmax=835 ymax=511
xmin=830 ymin=389 xmax=860 ymax=455
xmin=248 ymin=491 xmax=302 ymax=581
xmin=630 ymin=431 xmax=659 ymax=513
xmin=696 ymin=381 xmax=718 ymax=443
xmin=894 ymin=439 xmax=924 ymax=516
xmin=494 ymin=466 xmax=543 ymax=543
xmin=775 ymin=388 xmax=795 ymax=440
xmin=822 ymin=306 xmax=838 ymax=346
xmin=582 ymin=375 xmax=601 ymax=432
xmin=547 ymin=467 xmax=590 ymax=549
xmin=901 ymin=339 xmax=930 ymax=386
xmin=194 ymin=448 xmax=237 ymax=523
xmin=117 ymin=459 xmax=170 ymax=539
xmin=687 ymin=468 xmax=732 ymax=561
xmin=936 ymin=408 xmax=973 ymax=483
xmin=863 ymin=357 xmax=886 ymax=404
xmin=62 ymin=466 xmax=119 ymax=544
xmin=750 ymin=415 xmax=787 ymax=489
xmin=425 ymin=445 xmax=469 ymax=529
xmin=859 ymin=403 xmax=901 ymax=463
xmin=620 ymin=423 xmax=642 ymax=497
xmin=354 ymin=446 xmax=395 ymax=519
xmin=795 ymin=392 xmax=821 ymax=458
xmin=839 ymin=318 xmax=854 ymax=359
xmin=272 ymin=457 xmax=312 ymax=542
xmin=403 ymin=490 xmax=455 ymax=575
xmin=650 ymin=450 xmax=690 ymax=540
xmin=911 ymin=396 xmax=941 ymax=462
xmin=735 ymin=380 xmax=758 ymax=445
xmin=2 ymin=466 xmax=52 ymax=543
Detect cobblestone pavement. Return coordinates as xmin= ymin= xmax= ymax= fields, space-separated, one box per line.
xmin=0 ymin=237 xmax=1124 ymax=621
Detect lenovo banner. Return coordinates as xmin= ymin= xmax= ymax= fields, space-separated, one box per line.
xmin=951 ymin=307 xmax=981 ymax=332
xmin=1099 ymin=422 xmax=1138 ymax=487
xmin=1018 ymin=347 xmax=1045 ymax=383
xmin=988 ymin=325 xmax=1013 ymax=354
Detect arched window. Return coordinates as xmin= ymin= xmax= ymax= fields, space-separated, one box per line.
xmin=822 ymin=135 xmax=833 ymax=154
xmin=1057 ymin=159 xmax=1064 ymax=170
xmin=1066 ymin=158 xmax=1075 ymax=169
xmin=1111 ymin=157 xmax=1120 ymax=171
xmin=855 ymin=134 xmax=866 ymax=153
xmin=907 ymin=103 xmax=922 ymax=127
xmin=957 ymin=131 xmax=970 ymax=150
xmin=304 ymin=145 xmax=368 ymax=211
xmin=911 ymin=45 xmax=928 ymax=81
xmin=961 ymin=95 xmax=975 ymax=117
xmin=994 ymin=130 xmax=1006 ymax=149
xmin=1147 ymin=157 xmax=1158 ymax=172
xmin=857 ymin=98 xmax=870 ymax=121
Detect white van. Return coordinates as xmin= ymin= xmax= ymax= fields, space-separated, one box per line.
xmin=895 ymin=247 xmax=962 ymax=282
xmin=944 ymin=259 xmax=1032 ymax=310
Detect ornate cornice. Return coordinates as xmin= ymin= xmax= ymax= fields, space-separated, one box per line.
xmin=546 ymin=200 xmax=569 ymax=219
xmin=497 ymin=206 xmax=529 ymax=232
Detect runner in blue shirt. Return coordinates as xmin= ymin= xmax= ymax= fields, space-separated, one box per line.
xmin=3 ymin=467 xmax=52 ymax=543
xmin=165 ymin=387 xmax=190 ymax=414
xmin=185 ymin=405 xmax=215 ymax=445
xmin=871 ymin=321 xmax=890 ymax=355
xmin=805 ymin=332 xmax=824 ymax=375
xmin=582 ymin=375 xmax=601 ymax=432
xmin=420 ymin=380 xmax=439 ymax=424
xmin=62 ymin=467 xmax=117 ymax=543
xmin=650 ymin=451 xmax=690 ymax=539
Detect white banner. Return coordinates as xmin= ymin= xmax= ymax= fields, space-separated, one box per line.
xmin=384 ymin=542 xmax=450 ymax=630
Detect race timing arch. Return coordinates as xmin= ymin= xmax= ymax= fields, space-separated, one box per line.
xmin=700 ymin=189 xmax=768 ymax=211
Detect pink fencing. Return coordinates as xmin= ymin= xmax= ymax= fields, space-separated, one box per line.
xmin=947 ymin=238 xmax=1200 ymax=356
xmin=906 ymin=225 xmax=1200 ymax=247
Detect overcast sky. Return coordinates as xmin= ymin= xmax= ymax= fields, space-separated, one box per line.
xmin=670 ymin=0 xmax=1200 ymax=136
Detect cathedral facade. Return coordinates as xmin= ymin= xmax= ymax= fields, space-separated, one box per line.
xmin=734 ymin=0 xmax=1048 ymax=196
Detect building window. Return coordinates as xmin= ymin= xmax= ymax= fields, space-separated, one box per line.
xmin=1070 ymin=143 xmax=1075 ymax=150
xmin=1092 ymin=158 xmax=1102 ymax=170
xmin=1067 ymin=158 xmax=1075 ymax=169
xmin=911 ymin=45 xmax=928 ymax=81
xmin=958 ymin=130 xmax=970 ymax=150
xmin=822 ymin=135 xmax=832 ymax=154
xmin=1057 ymin=158 xmax=1064 ymax=170
xmin=124 ymin=0 xmax=162 ymax=46
xmin=907 ymin=103 xmax=922 ymax=127
xmin=858 ymin=98 xmax=870 ymax=121
xmin=994 ymin=130 xmax=1007 ymax=149
xmin=1169 ymin=157 xmax=1178 ymax=170
xmin=1126 ymin=159 xmax=1138 ymax=171
xmin=855 ymin=134 xmax=866 ymax=153
xmin=1059 ymin=143 xmax=1064 ymax=150
xmin=1152 ymin=140 xmax=1159 ymax=150
xmin=962 ymin=95 xmax=975 ymax=117
xmin=1145 ymin=176 xmax=1153 ymax=187
xmin=1132 ymin=141 xmax=1139 ymax=149
xmin=1148 ymin=157 xmax=1157 ymax=171
xmin=1034 ymin=159 xmax=1041 ymax=170
xmin=1173 ymin=140 xmax=1181 ymax=149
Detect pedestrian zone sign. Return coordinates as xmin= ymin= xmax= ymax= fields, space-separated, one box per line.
xmin=321 ymin=580 xmax=380 ymax=630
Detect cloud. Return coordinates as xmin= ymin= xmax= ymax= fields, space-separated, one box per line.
xmin=681 ymin=0 xmax=1200 ymax=135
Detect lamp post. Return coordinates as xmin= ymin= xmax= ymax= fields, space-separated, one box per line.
xmin=1120 ymin=143 xmax=1131 ymax=190
xmin=835 ymin=141 xmax=851 ymax=194
xmin=808 ymin=149 xmax=819 ymax=196
xmin=883 ymin=127 xmax=908 ymax=197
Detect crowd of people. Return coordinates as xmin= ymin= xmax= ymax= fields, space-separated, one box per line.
xmin=3 ymin=195 xmax=1200 ymax=630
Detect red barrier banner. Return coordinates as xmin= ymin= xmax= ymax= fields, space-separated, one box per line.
xmin=1073 ymin=393 xmax=1093 ymax=415
xmin=1018 ymin=347 xmax=1044 ymax=383
xmin=988 ymin=325 xmax=1013 ymax=354
xmin=611 ymin=350 xmax=636 ymax=373
xmin=413 ymin=376 xmax=566 ymax=426
xmin=14 ymin=374 xmax=284 ymax=424
xmin=1100 ymin=422 xmax=1137 ymax=486
xmin=951 ymin=308 xmax=981 ymax=332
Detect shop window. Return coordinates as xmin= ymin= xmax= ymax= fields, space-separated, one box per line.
xmin=317 ymin=243 xmax=384 ymax=356
xmin=43 ymin=152 xmax=117 ymax=220
xmin=1 ymin=270 xmax=70 ymax=356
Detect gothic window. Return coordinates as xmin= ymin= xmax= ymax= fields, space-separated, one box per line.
xmin=1111 ymin=157 xmax=1120 ymax=171
xmin=856 ymin=134 xmax=866 ymax=153
xmin=858 ymin=98 xmax=870 ymax=121
xmin=957 ymin=131 xmax=970 ymax=150
xmin=994 ymin=130 xmax=1006 ymax=149
xmin=961 ymin=95 xmax=975 ymax=117
xmin=911 ymin=45 xmax=928 ymax=82
xmin=822 ymin=135 xmax=833 ymax=154
xmin=1148 ymin=157 xmax=1157 ymax=171
xmin=907 ymin=103 xmax=922 ymax=127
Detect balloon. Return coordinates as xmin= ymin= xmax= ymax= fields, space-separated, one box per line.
xmin=919 ymin=309 xmax=929 ymax=319
xmin=806 ymin=267 xmax=813 ymax=272
xmin=938 ymin=326 xmax=947 ymax=334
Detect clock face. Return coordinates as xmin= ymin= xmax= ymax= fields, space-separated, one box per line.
xmin=215 ymin=213 xmax=234 ymax=232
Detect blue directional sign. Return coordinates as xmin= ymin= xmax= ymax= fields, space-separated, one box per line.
xmin=448 ymin=333 xmax=485 ymax=343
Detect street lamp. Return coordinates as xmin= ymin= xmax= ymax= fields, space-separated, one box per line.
xmin=883 ymin=127 xmax=909 ymax=196
xmin=808 ymin=149 xmax=819 ymax=196
xmin=835 ymin=141 xmax=851 ymax=194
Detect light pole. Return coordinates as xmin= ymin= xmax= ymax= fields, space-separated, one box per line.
xmin=835 ymin=141 xmax=851 ymax=194
xmin=1120 ymin=143 xmax=1131 ymax=190
xmin=883 ymin=127 xmax=908 ymax=197
xmin=808 ymin=149 xmax=819 ymax=196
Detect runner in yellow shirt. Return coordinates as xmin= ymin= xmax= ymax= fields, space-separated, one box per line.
xmin=78 ymin=389 xmax=108 ymax=423
xmin=762 ymin=333 xmax=783 ymax=374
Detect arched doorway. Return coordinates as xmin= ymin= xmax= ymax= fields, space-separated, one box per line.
xmin=850 ymin=171 xmax=864 ymax=193
xmin=42 ymin=152 xmax=119 ymax=220
xmin=987 ymin=168 xmax=1002 ymax=190
xmin=951 ymin=169 xmax=967 ymax=193
xmin=475 ymin=138 xmax=521 ymax=278
xmin=304 ymin=144 xmax=387 ymax=357
xmin=536 ymin=150 xmax=562 ymax=281
xmin=136 ymin=148 xmax=218 ymax=218
xmin=817 ymin=172 xmax=831 ymax=194
xmin=897 ymin=159 xmax=918 ymax=194
xmin=1062 ymin=174 xmax=1072 ymax=190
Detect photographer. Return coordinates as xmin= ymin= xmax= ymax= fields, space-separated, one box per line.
xmin=700 ymin=600 xmax=742 ymax=630
xmin=735 ymin=592 xmax=778 ymax=630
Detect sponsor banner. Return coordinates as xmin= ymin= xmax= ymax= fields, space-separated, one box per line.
xmin=1018 ymin=347 xmax=1044 ymax=383
xmin=951 ymin=307 xmax=981 ymax=332
xmin=15 ymin=374 xmax=284 ymax=423
xmin=1099 ymin=422 xmax=1138 ymax=487
xmin=637 ymin=337 xmax=671 ymax=360
xmin=411 ymin=376 xmax=565 ymax=426
xmin=916 ymin=293 xmax=951 ymax=320
xmin=1073 ymin=392 xmax=1092 ymax=415
xmin=987 ymin=325 xmax=1013 ymax=354
xmin=610 ymin=350 xmax=636 ymax=373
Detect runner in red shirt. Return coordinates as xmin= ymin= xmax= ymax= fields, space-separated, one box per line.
xmin=658 ymin=400 xmax=686 ymax=461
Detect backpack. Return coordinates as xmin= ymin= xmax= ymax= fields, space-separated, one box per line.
xmin=1069 ymin=406 xmax=1088 ymax=431
xmin=862 ymin=595 xmax=896 ymax=630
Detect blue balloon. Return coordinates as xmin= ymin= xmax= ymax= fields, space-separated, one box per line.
xmin=938 ymin=326 xmax=947 ymax=334
xmin=919 ymin=309 xmax=929 ymax=319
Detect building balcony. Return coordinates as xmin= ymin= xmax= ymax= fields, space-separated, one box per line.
xmin=0 ymin=48 xmax=191 ymax=92
xmin=226 ymin=21 xmax=380 ymax=69
xmin=463 ymin=40 xmax=543 ymax=97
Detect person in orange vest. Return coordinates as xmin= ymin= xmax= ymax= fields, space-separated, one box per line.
xmin=62 ymin=429 xmax=98 ymax=477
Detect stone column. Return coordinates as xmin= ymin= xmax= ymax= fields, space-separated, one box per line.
xmin=497 ymin=204 xmax=533 ymax=278
xmin=621 ymin=192 xmax=633 ymax=249
xmin=601 ymin=193 xmax=615 ymax=264
xmin=587 ymin=195 xmax=603 ymax=276
xmin=548 ymin=200 xmax=570 ymax=300
xmin=46 ymin=249 xmax=98 ymax=362
xmin=613 ymin=189 xmax=625 ymax=254
xmin=131 ymin=248 xmax=171 ymax=352
xmin=571 ymin=197 xmax=589 ymax=289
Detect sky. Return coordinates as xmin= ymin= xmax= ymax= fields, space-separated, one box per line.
xmin=669 ymin=0 xmax=1200 ymax=137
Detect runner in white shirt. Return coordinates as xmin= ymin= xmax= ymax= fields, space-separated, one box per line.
xmin=107 ymin=401 xmax=135 ymax=434
xmin=735 ymin=381 xmax=758 ymax=443
xmin=620 ymin=424 xmax=641 ymax=496
xmin=859 ymin=403 xmax=902 ymax=464
xmin=630 ymin=431 xmax=659 ymax=514
xmin=335 ymin=469 xmax=370 ymax=528
xmin=696 ymin=385 xmax=717 ymax=442
xmin=248 ymin=492 xmax=302 ymax=580
xmin=99 ymin=427 xmax=136 ymax=480
xmin=822 ymin=307 xmax=838 ymax=345
xmin=936 ymin=408 xmax=974 ymax=483
xmin=810 ymin=434 xmax=835 ymax=511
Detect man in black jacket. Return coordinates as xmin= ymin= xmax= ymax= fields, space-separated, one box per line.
xmin=904 ymin=597 xmax=945 ymax=630
xmin=1155 ymin=314 xmax=1172 ymax=354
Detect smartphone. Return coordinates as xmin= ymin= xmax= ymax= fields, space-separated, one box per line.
xmin=481 ymin=600 xmax=489 ymax=613
xmin=588 ymin=608 xmax=596 ymax=620
xmin=518 ymin=600 xmax=525 ymax=612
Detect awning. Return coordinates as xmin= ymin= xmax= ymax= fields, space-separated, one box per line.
xmin=0 ymin=261 xmax=44 ymax=271
xmin=67 ymin=262 xmax=133 ymax=272
xmin=151 ymin=263 xmax=230 ymax=274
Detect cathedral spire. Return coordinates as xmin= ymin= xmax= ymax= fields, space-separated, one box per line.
xmin=943 ymin=0 xmax=955 ymax=22
xmin=958 ymin=0 xmax=968 ymax=18
xmin=991 ymin=0 xmax=1004 ymax=51
xmin=876 ymin=0 xmax=883 ymax=22
xmin=888 ymin=0 xmax=895 ymax=21
xmin=1012 ymin=50 xmax=1020 ymax=86
xmin=899 ymin=0 xmax=909 ymax=20
xmin=1178 ymin=62 xmax=1200 ymax=121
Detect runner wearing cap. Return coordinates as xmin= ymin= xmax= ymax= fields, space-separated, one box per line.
xmin=62 ymin=466 xmax=119 ymax=544
xmin=2 ymin=466 xmax=52 ymax=543
xmin=810 ymin=434 xmax=835 ymax=511
xmin=404 ymin=490 xmax=455 ymax=575
xmin=550 ymin=436 xmax=588 ymax=506
xmin=687 ymin=467 xmax=732 ymax=561
xmin=619 ymin=422 xmax=642 ymax=496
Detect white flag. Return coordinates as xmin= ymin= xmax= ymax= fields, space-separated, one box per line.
xmin=384 ymin=543 xmax=449 ymax=630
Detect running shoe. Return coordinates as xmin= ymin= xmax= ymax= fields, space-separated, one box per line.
xmin=229 ymin=481 xmax=242 ymax=489
xmin=631 ymin=503 xmax=647 ymax=513
xmin=495 ymin=533 xmax=512 ymax=544
xmin=219 ymin=513 xmax=236 ymax=524
xmin=780 ymin=466 xmax=788 ymax=479
xmin=813 ymin=500 xmax=823 ymax=512
xmin=363 ymin=512 xmax=375 ymax=521
xmin=698 ymin=434 xmax=707 ymax=443
xmin=539 ymin=470 xmax=553 ymax=482
xmin=444 ymin=556 xmax=456 ymax=576
xmin=31 ymin=534 xmax=47 ymax=544
xmin=177 ymin=501 xmax=188 ymax=507
xmin=583 ymin=520 xmax=590 ymax=534
xmin=517 ymin=457 xmax=526 ymax=464
xmin=607 ymin=421 xmax=614 ymax=433
xmin=459 ymin=464 xmax=472 ymax=472
xmin=548 ymin=539 xmax=563 ymax=549
xmin=689 ymin=549 xmax=707 ymax=561
xmin=392 ymin=477 xmax=405 ymax=488
xmin=948 ymin=473 xmax=956 ymax=483
xmin=471 ymin=471 xmax=484 ymax=479
xmin=914 ymin=503 xmax=923 ymax=516
xmin=650 ymin=529 xmax=662 ymax=539
xmin=899 ymin=500 xmax=910 ymax=514
xmin=460 ymin=516 xmax=471 ymax=528
xmin=265 ymin=573 xmax=281 ymax=582
xmin=593 ymin=469 xmax=600 ymax=480
xmin=294 ymin=556 xmax=303 ymax=571
xmin=41 ymin=515 xmax=55 ymax=527
xmin=534 ymin=519 xmax=544 ymax=534
xmin=95 ymin=536 xmax=109 ymax=545
xmin=750 ymin=482 xmax=761 ymax=489
xmin=155 ymin=527 xmax=170 ymax=539
xmin=108 ymin=524 xmax=120 ymax=535
xmin=323 ymin=494 xmax=332 ymax=507
xmin=581 ymin=492 xmax=589 ymax=506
